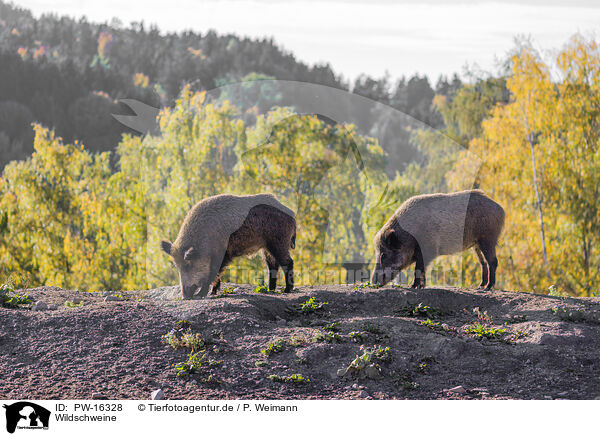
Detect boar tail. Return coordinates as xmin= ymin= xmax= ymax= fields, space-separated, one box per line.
xmin=291 ymin=230 xmax=296 ymax=249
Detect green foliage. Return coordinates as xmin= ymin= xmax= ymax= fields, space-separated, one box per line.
xmin=162 ymin=323 xmax=205 ymax=351
xmin=0 ymin=284 xmax=32 ymax=308
xmin=548 ymin=285 xmax=568 ymax=297
xmin=348 ymin=331 xmax=365 ymax=342
xmin=173 ymin=351 xmax=207 ymax=377
xmin=434 ymin=77 xmax=509 ymax=145
xmin=253 ymin=285 xmax=280 ymax=294
xmin=289 ymin=335 xmax=307 ymax=347
xmin=260 ymin=338 xmax=285 ymax=356
xmin=313 ymin=331 xmax=342 ymax=343
xmin=214 ymin=286 xmax=239 ymax=298
xmin=64 ymin=300 xmax=84 ymax=308
xmin=352 ymin=282 xmax=381 ymax=290
xmin=181 ymin=332 xmax=205 ymax=351
xmin=177 ymin=320 xmax=192 ymax=330
xmin=323 ymin=322 xmax=341 ymax=332
xmin=418 ymin=319 xmax=454 ymax=334
xmin=463 ymin=323 xmax=507 ymax=340
xmin=0 ymin=126 xmax=146 ymax=290
xmin=298 ymin=297 xmax=328 ymax=314
xmin=339 ymin=345 xmax=391 ymax=379
xmin=420 ymin=319 xmax=439 ymax=329
xmin=397 ymin=303 xmax=441 ymax=319
xmin=402 ymin=381 xmax=420 ymax=391
xmin=268 ymin=374 xmax=310 ymax=384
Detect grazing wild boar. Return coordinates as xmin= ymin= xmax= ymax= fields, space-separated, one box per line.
xmin=161 ymin=194 xmax=296 ymax=299
xmin=371 ymin=190 xmax=505 ymax=291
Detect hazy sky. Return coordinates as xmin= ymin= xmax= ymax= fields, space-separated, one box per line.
xmin=14 ymin=0 xmax=600 ymax=82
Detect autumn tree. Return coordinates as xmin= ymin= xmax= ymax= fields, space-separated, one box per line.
xmin=469 ymin=36 xmax=600 ymax=295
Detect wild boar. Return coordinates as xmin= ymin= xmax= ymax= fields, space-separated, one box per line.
xmin=371 ymin=190 xmax=505 ymax=290
xmin=161 ymin=193 xmax=296 ymax=299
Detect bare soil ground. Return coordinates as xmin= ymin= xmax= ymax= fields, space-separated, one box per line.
xmin=1 ymin=284 xmax=599 ymax=400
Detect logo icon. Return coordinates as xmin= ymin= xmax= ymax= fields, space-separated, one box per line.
xmin=3 ymin=402 xmax=50 ymax=434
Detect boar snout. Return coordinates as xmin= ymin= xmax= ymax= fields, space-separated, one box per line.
xmin=370 ymin=265 xmax=382 ymax=285
xmin=181 ymin=284 xmax=199 ymax=300
xmin=181 ymin=279 xmax=212 ymax=300
xmin=371 ymin=265 xmax=395 ymax=286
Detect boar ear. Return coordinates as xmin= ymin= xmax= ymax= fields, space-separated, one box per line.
xmin=160 ymin=240 xmax=172 ymax=256
xmin=183 ymin=246 xmax=198 ymax=261
xmin=383 ymin=229 xmax=400 ymax=249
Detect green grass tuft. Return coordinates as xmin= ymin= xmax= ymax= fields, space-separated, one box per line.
xmin=298 ymin=296 xmax=328 ymax=314
xmin=352 ymin=282 xmax=381 ymax=290
xmin=162 ymin=321 xmax=205 ymax=351
xmin=253 ymin=285 xmax=281 ymax=294
xmin=260 ymin=338 xmax=285 ymax=356
xmin=397 ymin=302 xmax=441 ymax=319
xmin=313 ymin=331 xmax=342 ymax=343
xmin=268 ymin=374 xmax=311 ymax=384
xmin=464 ymin=323 xmax=506 ymax=340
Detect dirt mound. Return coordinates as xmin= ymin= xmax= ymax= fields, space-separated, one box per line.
xmin=1 ymin=284 xmax=599 ymax=400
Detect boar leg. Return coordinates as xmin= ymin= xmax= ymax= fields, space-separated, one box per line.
xmin=410 ymin=244 xmax=426 ymax=289
xmin=267 ymin=244 xmax=294 ymax=292
xmin=478 ymin=241 xmax=498 ymax=291
xmin=474 ymin=246 xmax=489 ymax=289
xmin=281 ymin=257 xmax=294 ymax=293
xmin=263 ymin=251 xmax=280 ymax=290
xmin=211 ymin=254 xmax=232 ymax=295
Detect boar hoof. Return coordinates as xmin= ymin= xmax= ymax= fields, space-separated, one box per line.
xmin=410 ymin=280 xmax=424 ymax=289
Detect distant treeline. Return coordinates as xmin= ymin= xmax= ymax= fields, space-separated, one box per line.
xmin=0 ymin=0 xmax=462 ymax=169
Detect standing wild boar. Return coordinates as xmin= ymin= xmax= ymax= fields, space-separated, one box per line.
xmin=161 ymin=193 xmax=296 ymax=299
xmin=371 ymin=190 xmax=505 ymax=290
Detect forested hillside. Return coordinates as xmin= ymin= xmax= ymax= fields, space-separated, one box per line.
xmin=0 ymin=0 xmax=458 ymax=167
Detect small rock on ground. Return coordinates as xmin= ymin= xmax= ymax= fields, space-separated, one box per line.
xmin=448 ymin=385 xmax=467 ymax=394
xmin=32 ymin=301 xmax=48 ymax=311
xmin=151 ymin=389 xmax=164 ymax=400
xmin=104 ymin=295 xmax=123 ymax=302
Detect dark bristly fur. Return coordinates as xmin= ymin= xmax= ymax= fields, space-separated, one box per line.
xmin=212 ymin=204 xmax=296 ymax=295
xmin=161 ymin=193 xmax=296 ymax=299
xmin=371 ymin=189 xmax=505 ymax=291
